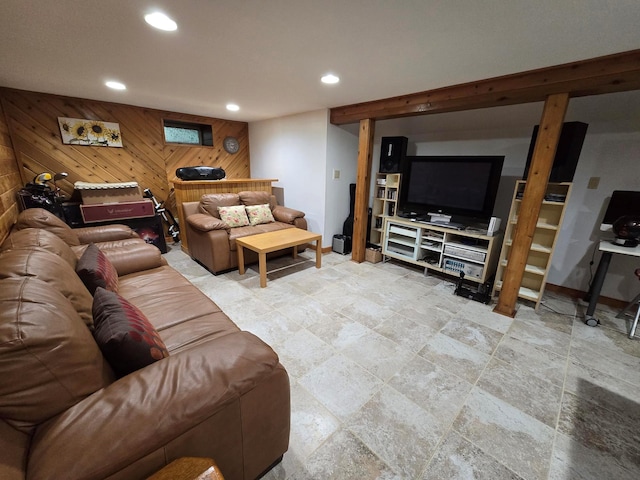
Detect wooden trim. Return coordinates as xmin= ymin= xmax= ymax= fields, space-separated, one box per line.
xmin=351 ymin=119 xmax=375 ymax=262
xmin=330 ymin=49 xmax=640 ymax=125
xmin=494 ymin=93 xmax=569 ymax=317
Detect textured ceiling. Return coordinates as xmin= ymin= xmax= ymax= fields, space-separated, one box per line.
xmin=1 ymin=0 xmax=639 ymax=123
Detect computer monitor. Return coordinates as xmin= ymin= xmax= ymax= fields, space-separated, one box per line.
xmin=601 ymin=190 xmax=640 ymax=231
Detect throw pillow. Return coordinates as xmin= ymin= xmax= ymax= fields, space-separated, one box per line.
xmin=76 ymin=243 xmax=119 ymax=295
xmin=92 ymin=287 xmax=169 ymax=377
xmin=218 ymin=205 xmax=250 ymax=228
xmin=245 ymin=204 xmax=275 ymax=226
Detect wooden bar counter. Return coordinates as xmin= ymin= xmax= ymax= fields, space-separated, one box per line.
xmin=172 ymin=178 xmax=277 ymax=254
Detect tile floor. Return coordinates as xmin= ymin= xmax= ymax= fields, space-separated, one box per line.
xmin=164 ymin=246 xmax=640 ymax=480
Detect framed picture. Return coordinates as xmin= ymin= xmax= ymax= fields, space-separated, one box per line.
xmin=58 ymin=117 xmax=123 ymax=147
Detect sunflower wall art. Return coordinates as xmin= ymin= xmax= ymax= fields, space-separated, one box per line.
xmin=58 ymin=117 xmax=123 ymax=147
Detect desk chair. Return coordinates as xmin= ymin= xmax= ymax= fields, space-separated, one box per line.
xmin=617 ymin=268 xmax=640 ymax=339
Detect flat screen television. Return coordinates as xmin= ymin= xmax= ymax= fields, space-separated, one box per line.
xmin=398 ymin=155 xmax=504 ymax=225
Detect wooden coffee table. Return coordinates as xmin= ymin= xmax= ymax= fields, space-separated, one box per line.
xmin=236 ymin=228 xmax=322 ymax=287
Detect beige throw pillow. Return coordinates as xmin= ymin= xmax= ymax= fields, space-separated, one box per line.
xmin=217 ymin=205 xmax=250 ymax=228
xmin=245 ymin=204 xmax=275 ymax=226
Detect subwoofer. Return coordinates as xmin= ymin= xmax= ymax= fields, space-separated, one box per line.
xmin=523 ymin=122 xmax=588 ymax=183
xmin=379 ymin=136 xmax=408 ymax=173
xmin=176 ymin=166 xmax=226 ymax=181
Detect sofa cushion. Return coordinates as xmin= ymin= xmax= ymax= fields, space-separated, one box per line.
xmin=199 ymin=193 xmax=240 ymax=219
xmin=245 ymin=204 xmax=275 ymax=226
xmin=0 ymin=227 xmax=78 ymax=268
xmin=117 ymin=265 xmax=240 ymax=352
xmin=76 ymin=243 xmax=119 ymax=295
xmin=0 ymin=248 xmax=94 ymax=328
xmin=0 ymin=277 xmax=115 ymax=433
xmin=218 ymin=205 xmax=250 ymax=228
xmin=93 ymin=287 xmax=169 ymax=377
xmin=239 ymin=191 xmax=276 ymax=210
xmin=14 ymin=208 xmax=80 ymax=246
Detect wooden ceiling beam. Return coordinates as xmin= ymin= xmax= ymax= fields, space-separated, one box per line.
xmin=330 ymin=49 xmax=640 ymax=125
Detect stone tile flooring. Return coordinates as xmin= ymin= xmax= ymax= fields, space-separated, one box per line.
xmin=164 ymin=246 xmax=640 ymax=480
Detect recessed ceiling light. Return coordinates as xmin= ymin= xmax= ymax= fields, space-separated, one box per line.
xmin=321 ymin=74 xmax=340 ymax=84
xmin=105 ymin=81 xmax=126 ymax=90
xmin=144 ymin=12 xmax=177 ymax=31
xmin=226 ymin=103 xmax=240 ymax=112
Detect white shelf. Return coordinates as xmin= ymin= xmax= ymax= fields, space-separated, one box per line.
xmin=381 ymin=217 xmax=502 ymax=284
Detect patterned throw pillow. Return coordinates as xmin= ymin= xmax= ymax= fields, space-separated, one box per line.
xmin=76 ymin=243 xmax=118 ymax=295
xmin=218 ymin=205 xmax=250 ymax=228
xmin=245 ymin=204 xmax=275 ymax=226
xmin=92 ymin=287 xmax=169 ymax=377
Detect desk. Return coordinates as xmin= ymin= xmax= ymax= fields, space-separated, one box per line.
xmin=585 ymin=240 xmax=640 ymax=326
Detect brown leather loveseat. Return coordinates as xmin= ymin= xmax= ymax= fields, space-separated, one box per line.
xmin=183 ymin=191 xmax=307 ymax=274
xmin=0 ymin=210 xmax=290 ymax=480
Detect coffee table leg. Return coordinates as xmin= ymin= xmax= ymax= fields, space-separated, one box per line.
xmin=237 ymin=245 xmax=245 ymax=275
xmin=315 ymin=239 xmax=321 ymax=268
xmin=259 ymin=253 xmax=267 ymax=287
xmin=292 ymin=245 xmax=298 ymax=259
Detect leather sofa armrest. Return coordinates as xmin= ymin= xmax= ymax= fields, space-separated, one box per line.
xmin=187 ymin=213 xmax=228 ymax=232
xmin=272 ymin=206 xmax=305 ymax=224
xmin=28 ymin=331 xmax=280 ymax=480
xmin=104 ymin=243 xmax=165 ymax=276
xmin=75 ymin=225 xmax=140 ymax=244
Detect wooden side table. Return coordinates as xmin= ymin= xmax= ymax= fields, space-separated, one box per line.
xmin=147 ymin=457 xmax=224 ymax=480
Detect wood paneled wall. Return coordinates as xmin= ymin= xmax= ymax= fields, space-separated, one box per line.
xmin=0 ymin=100 xmax=22 ymax=243
xmin=0 ymin=88 xmax=250 ymax=214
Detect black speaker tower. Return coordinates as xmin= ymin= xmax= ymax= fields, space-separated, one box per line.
xmin=379 ymin=136 xmax=408 ymax=173
xmin=523 ymin=122 xmax=588 ymax=183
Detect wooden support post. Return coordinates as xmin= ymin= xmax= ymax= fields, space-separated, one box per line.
xmin=494 ymin=92 xmax=569 ymax=317
xmin=351 ymin=118 xmax=375 ymax=263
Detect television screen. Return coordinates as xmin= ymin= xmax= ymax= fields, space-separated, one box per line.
xmin=399 ymin=156 xmax=504 ymax=224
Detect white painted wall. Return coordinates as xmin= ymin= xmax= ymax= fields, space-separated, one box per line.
xmin=249 ymin=109 xmax=359 ymax=248
xmin=249 ymin=109 xmax=328 ymax=242
xmin=552 ymin=126 xmax=640 ymax=301
xmin=326 ymin=123 xmax=359 ymax=242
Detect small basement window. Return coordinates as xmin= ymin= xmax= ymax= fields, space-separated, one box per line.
xmin=163 ymin=120 xmax=213 ymax=146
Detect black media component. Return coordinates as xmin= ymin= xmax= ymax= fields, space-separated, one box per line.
xmin=454 ymin=272 xmax=493 ymax=304
xmin=176 ymin=166 xmax=226 ymax=181
xmin=398 ymin=155 xmax=504 ymax=224
xmin=523 ymin=121 xmax=588 ymax=183
xmin=379 ymin=136 xmax=408 ymax=173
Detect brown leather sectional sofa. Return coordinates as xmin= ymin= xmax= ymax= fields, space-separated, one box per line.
xmin=0 ymin=209 xmax=290 ymax=480
xmin=183 ymin=191 xmax=307 ymax=274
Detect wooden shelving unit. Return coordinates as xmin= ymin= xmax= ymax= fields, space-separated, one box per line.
xmin=492 ymin=180 xmax=572 ymax=310
xmin=370 ymin=173 xmax=401 ymax=246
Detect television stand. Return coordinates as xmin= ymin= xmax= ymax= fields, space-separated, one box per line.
xmin=382 ymin=216 xmax=502 ymax=285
